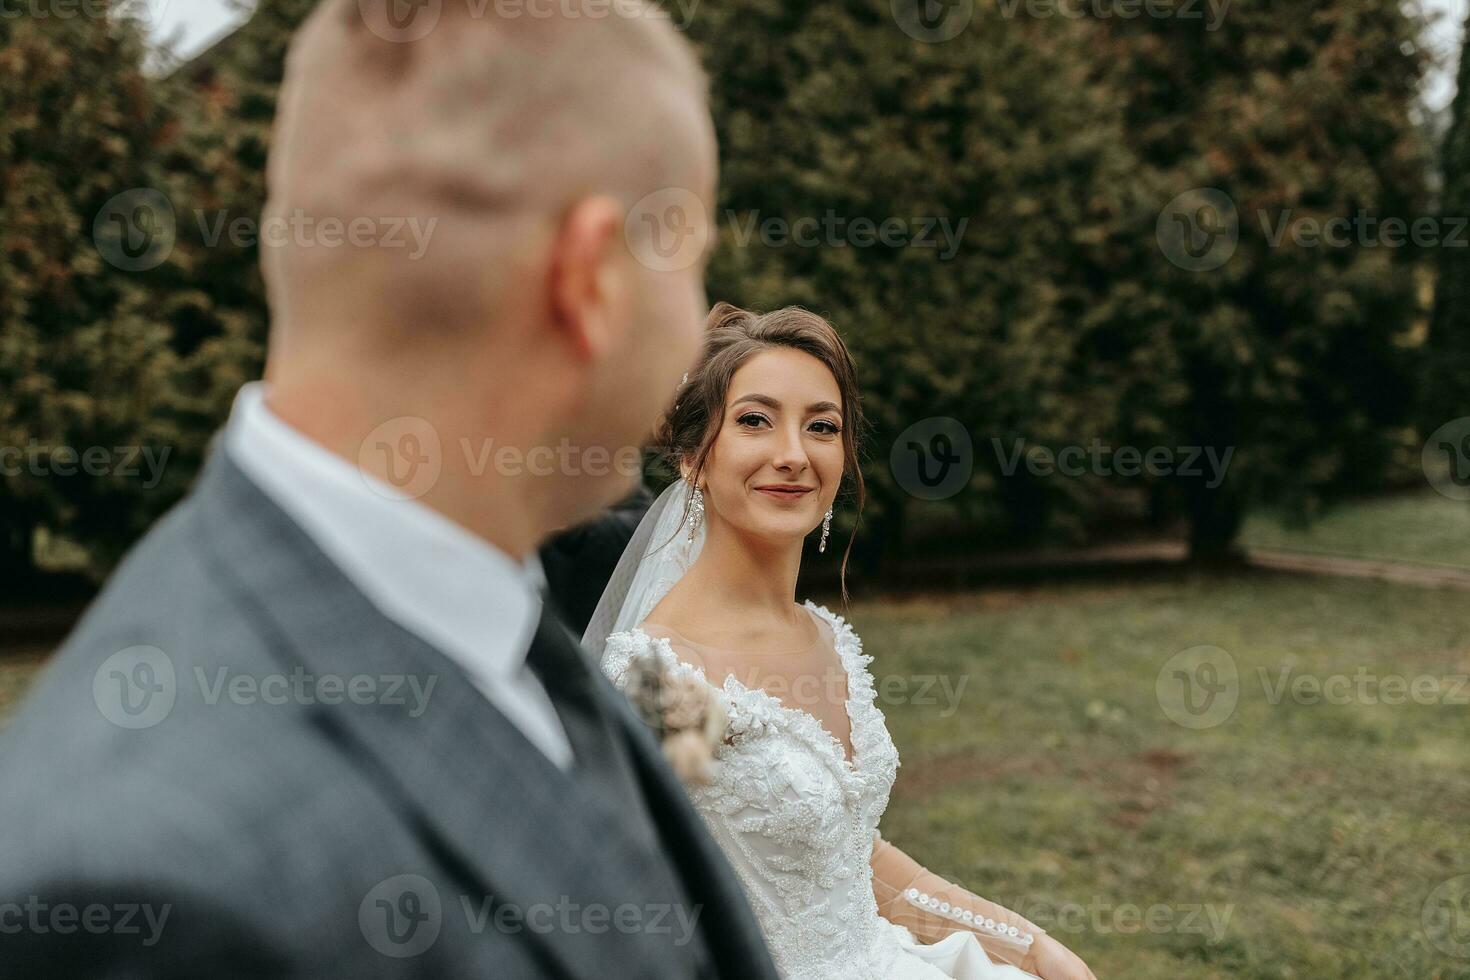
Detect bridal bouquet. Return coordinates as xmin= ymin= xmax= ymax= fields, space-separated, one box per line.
xmin=619 ymin=653 xmax=727 ymax=785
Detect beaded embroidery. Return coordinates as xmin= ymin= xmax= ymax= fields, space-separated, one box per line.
xmin=603 ymin=602 xmax=907 ymax=979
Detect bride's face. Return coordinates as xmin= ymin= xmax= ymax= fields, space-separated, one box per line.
xmin=699 ymin=347 xmax=846 ymax=547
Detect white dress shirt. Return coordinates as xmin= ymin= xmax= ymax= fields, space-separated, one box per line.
xmin=223 ymin=383 xmax=574 ymax=769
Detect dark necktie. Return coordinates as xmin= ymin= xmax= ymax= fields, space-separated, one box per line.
xmin=522 ymin=599 xmax=719 ymax=976
xmin=522 ymin=598 xmax=661 ymax=851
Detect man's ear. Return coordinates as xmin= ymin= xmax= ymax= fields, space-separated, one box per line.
xmin=548 ymin=195 xmax=628 ymax=360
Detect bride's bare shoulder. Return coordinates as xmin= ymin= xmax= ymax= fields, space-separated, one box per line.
xmin=641 ymin=583 xmax=704 ymax=639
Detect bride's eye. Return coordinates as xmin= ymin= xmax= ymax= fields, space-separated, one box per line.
xmin=737 ymin=412 xmax=771 ymax=429
xmin=809 ymin=419 xmax=842 ymax=436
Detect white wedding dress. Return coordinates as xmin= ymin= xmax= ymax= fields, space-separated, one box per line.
xmin=600 ymin=600 xmax=1039 ymax=980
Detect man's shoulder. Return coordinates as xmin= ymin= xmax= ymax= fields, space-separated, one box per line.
xmin=55 ymin=491 xmax=227 ymax=661
xmin=0 ymin=496 xmax=408 ymax=932
xmin=0 ymin=492 xmax=349 ymax=848
xmin=7 ymin=492 xmax=251 ymax=734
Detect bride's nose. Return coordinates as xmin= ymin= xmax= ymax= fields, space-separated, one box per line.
xmin=771 ymin=424 xmax=810 ymax=474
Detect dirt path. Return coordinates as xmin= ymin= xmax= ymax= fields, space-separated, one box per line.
xmin=1243 ymin=547 xmax=1470 ymax=590
xmin=882 ymin=538 xmax=1470 ymax=593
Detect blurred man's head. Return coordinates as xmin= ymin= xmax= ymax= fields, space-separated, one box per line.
xmin=259 ymin=0 xmax=717 ymax=555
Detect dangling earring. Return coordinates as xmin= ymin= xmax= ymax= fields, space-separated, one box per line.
xmin=819 ymin=507 xmax=833 ymax=553
xmin=687 ymin=483 xmax=705 ymax=541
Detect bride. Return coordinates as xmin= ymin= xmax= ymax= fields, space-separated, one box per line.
xmin=583 ymin=303 xmax=1097 ymax=980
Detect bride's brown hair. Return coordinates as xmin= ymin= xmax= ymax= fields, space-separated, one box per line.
xmin=655 ymin=302 xmax=867 ymax=601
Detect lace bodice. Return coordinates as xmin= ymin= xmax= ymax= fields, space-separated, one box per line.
xmin=601 ymin=601 xmax=910 ymax=979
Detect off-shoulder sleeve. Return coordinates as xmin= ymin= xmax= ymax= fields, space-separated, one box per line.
xmin=600 ymin=630 xmax=658 ymax=690
xmin=600 ymin=629 xmax=717 ymax=692
xmin=600 ymin=630 xmax=780 ymax=745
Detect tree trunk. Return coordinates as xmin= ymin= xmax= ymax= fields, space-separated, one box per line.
xmin=0 ymin=522 xmax=38 ymax=594
xmin=1186 ymin=484 xmax=1245 ymax=564
xmin=873 ymin=497 xmax=908 ymax=580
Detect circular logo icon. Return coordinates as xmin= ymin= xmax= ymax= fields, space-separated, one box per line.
xmin=93 ymin=646 xmax=176 ymax=729
xmin=1423 ymin=874 xmax=1470 ymax=959
xmin=625 ymin=187 xmax=711 ymax=273
xmin=359 ymin=417 xmax=442 ymax=500
xmin=360 ymin=874 xmax=442 ymax=958
xmin=1156 ymin=188 xmax=1238 ymax=272
xmin=93 ymin=189 xmax=176 ymax=273
xmin=891 ymin=0 xmax=974 ymax=42
xmin=1422 ymin=417 xmax=1470 ymax=501
xmin=359 ymin=0 xmax=442 ymax=43
xmin=890 ymin=417 xmax=973 ymax=501
xmin=1156 ymin=645 xmax=1238 ymax=730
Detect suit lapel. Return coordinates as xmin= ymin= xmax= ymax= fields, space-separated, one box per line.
xmin=191 ymin=453 xmax=717 ymax=980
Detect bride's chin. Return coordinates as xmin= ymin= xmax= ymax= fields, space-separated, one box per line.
xmin=741 ymin=519 xmax=815 ymax=548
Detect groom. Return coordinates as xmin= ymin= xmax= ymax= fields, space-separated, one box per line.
xmin=0 ymin=1 xmax=777 ymax=977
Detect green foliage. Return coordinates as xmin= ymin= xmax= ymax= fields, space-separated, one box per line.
xmin=0 ymin=1 xmax=311 ymax=581
xmin=1426 ymin=4 xmax=1470 ymax=427
xmin=689 ymin=1 xmax=1152 ymax=562
xmin=0 ymin=5 xmax=203 ymax=579
xmin=693 ymin=0 xmax=1435 ymax=563
xmin=1091 ymin=1 xmax=1437 ymax=555
xmin=0 ymin=0 xmax=1444 ymax=577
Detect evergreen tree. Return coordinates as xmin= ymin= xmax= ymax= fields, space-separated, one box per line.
xmin=686 ymin=0 xmax=1149 ymax=566
xmin=1091 ymin=0 xmax=1435 ymax=557
xmin=0 ymin=5 xmax=190 ymax=583
xmin=1426 ymin=6 xmax=1470 ymax=427
xmin=2 ymin=0 xmax=1439 ymax=577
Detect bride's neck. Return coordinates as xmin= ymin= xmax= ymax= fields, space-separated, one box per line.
xmin=681 ymin=519 xmax=804 ymax=627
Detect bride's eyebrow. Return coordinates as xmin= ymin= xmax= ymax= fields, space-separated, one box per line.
xmin=731 ymin=393 xmax=842 ymax=416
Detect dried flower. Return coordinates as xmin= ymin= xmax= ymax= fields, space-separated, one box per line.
xmin=620 ymin=653 xmax=728 ymax=785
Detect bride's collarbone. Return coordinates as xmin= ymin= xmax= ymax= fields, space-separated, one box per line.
xmin=645 ymin=601 xmax=821 ymax=656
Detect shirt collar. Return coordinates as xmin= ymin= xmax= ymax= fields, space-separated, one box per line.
xmin=222 ymin=382 xmax=543 ymax=681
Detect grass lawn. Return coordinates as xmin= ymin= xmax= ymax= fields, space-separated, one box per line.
xmin=855 ymin=571 xmax=1470 ymax=979
xmin=1240 ymin=489 xmax=1470 ymax=571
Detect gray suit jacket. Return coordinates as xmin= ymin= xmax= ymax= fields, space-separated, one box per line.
xmin=0 ymin=452 xmax=780 ymax=980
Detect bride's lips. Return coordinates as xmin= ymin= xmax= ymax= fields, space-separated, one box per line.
xmin=754 ymin=485 xmax=815 ymax=501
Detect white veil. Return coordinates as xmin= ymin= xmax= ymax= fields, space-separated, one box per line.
xmin=581 ymin=480 xmax=706 ymax=664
